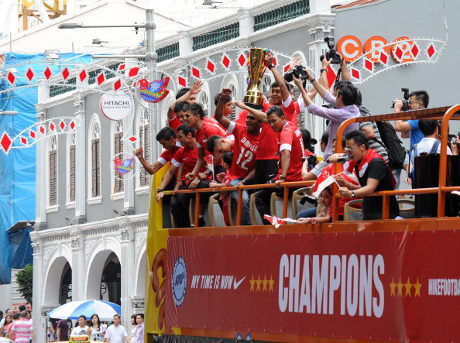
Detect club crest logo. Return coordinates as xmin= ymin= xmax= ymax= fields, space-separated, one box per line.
xmin=172 ymin=257 xmax=187 ymax=306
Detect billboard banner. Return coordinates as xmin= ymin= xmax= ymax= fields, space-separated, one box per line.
xmin=166 ymin=230 xmax=460 ymax=341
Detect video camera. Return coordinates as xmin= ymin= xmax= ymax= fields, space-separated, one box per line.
xmin=283 ymin=65 xmax=309 ymax=83
xmin=320 ymin=37 xmax=341 ymax=64
xmin=391 ymin=88 xmax=410 ymax=111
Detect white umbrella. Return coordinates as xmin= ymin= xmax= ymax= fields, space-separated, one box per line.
xmin=49 ymin=300 xmax=121 ymax=321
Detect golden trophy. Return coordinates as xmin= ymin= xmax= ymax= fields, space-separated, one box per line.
xmin=244 ymin=48 xmax=267 ymax=109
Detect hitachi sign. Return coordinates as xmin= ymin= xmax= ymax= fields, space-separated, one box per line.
xmin=278 ymin=254 xmax=384 ymax=318
xmin=103 ymin=100 xmax=131 ymax=106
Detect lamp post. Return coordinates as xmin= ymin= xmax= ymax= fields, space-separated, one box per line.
xmin=0 ymin=111 xmax=18 ymax=115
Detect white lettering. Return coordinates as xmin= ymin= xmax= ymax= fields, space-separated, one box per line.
xmin=279 ymin=254 xmax=289 ymax=312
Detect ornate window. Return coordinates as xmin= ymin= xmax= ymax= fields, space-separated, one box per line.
xmin=88 ymin=115 xmax=101 ymax=199
xmin=112 ymin=120 xmax=124 ymax=194
xmin=138 ymin=110 xmax=151 ymax=188
xmin=221 ymin=74 xmax=239 ymax=121
xmin=67 ymin=133 xmax=76 ymax=203
xmin=196 ymin=81 xmax=211 ymax=117
xmin=48 ymin=136 xmax=58 ymax=207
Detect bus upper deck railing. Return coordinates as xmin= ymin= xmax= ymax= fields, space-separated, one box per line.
xmin=159 ymin=105 xmax=460 ymax=228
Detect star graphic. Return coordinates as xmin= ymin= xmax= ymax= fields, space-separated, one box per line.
xmin=414 ymin=278 xmax=422 ymax=297
xmin=262 ymin=275 xmax=268 ymax=292
xmin=404 ymin=277 xmax=412 ymax=297
xmin=396 ymin=278 xmax=404 ymax=296
xmin=389 ymin=278 xmax=396 ymax=296
xmin=268 ymin=275 xmax=275 ymax=292
xmin=256 ymin=275 xmax=262 ymax=292
xmin=249 ymin=275 xmax=255 ymax=292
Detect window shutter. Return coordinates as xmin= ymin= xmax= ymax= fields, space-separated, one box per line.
xmin=92 ymin=138 xmax=101 ymax=197
xmin=49 ymin=149 xmax=57 ymax=206
xmin=69 ymin=144 xmax=76 ymax=202
xmin=114 ymin=132 xmax=124 ymax=193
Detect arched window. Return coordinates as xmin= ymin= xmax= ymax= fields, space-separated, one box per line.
xmin=112 ymin=120 xmax=124 ymax=194
xmin=48 ymin=135 xmax=58 ymax=207
xmin=88 ymin=115 xmax=101 ymax=199
xmin=196 ymin=81 xmax=211 ymax=117
xmin=262 ymin=74 xmax=274 ymax=96
xmin=67 ymin=133 xmax=76 ymax=204
xmin=138 ymin=109 xmax=151 ymax=188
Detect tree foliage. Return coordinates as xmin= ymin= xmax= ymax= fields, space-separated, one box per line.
xmin=16 ymin=264 xmax=33 ymax=305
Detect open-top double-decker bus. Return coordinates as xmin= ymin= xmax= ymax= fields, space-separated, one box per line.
xmin=144 ymin=105 xmax=460 ymax=343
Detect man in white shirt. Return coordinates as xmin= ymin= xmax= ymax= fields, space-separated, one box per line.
xmin=104 ymin=315 xmax=128 ymax=343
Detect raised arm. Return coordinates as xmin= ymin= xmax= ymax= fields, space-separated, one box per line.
xmin=135 ymin=147 xmax=164 ymax=175
xmin=265 ymin=52 xmax=290 ymax=102
xmin=167 ymin=81 xmax=203 ymax=119
xmin=214 ymin=88 xmax=232 ymax=129
xmin=235 ymin=101 xmax=268 ymax=122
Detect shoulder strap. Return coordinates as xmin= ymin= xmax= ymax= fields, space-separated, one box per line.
xmin=430 ymin=139 xmax=440 ymax=155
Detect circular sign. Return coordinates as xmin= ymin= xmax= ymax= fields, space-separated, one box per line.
xmin=391 ymin=36 xmax=415 ymax=63
xmin=336 ymin=35 xmax=363 ymax=62
xmin=100 ymin=92 xmax=133 ymax=121
xmin=364 ymin=36 xmax=391 ymax=63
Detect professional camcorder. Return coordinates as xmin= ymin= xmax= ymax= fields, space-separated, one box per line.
xmin=391 ymin=88 xmax=410 ymax=111
xmin=320 ymin=37 xmax=341 ymax=64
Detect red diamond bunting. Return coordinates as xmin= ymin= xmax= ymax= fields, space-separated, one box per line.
xmin=96 ymin=73 xmax=105 ymax=85
xmin=29 ymin=130 xmax=36 ymax=139
xmin=113 ymin=79 xmax=122 ymax=91
xmin=351 ymin=68 xmax=361 ymax=80
xmin=7 ymin=72 xmax=15 ymax=85
xmin=0 ymin=132 xmax=12 ymax=153
xmin=70 ymin=121 xmax=76 ymax=130
xmin=49 ymin=122 xmax=55 ymax=132
xmin=59 ymin=121 xmax=66 ymax=131
xmin=39 ymin=126 xmax=45 ymax=135
xmin=221 ymin=55 xmax=231 ymax=69
xmin=118 ymin=64 xmax=126 ymax=71
xmin=178 ymin=76 xmax=187 ymax=87
xmin=79 ymin=69 xmax=88 ymax=82
xmin=394 ymin=46 xmax=404 ymax=61
xmin=237 ymin=53 xmax=246 ymax=67
xmin=206 ymin=60 xmax=216 ymax=74
xmin=283 ymin=64 xmax=291 ymax=73
xmin=191 ymin=67 xmax=201 ymax=79
xmin=20 ymin=136 xmax=28 ymax=145
xmin=363 ymin=58 xmax=374 ymax=72
xmin=426 ymin=44 xmax=436 ymax=58
xmin=128 ymin=67 xmax=140 ymax=78
xmin=25 ymin=68 xmax=34 ymax=82
xmin=326 ymin=66 xmax=337 ymax=88
xmin=379 ymin=51 xmax=389 ymax=65
xmin=43 ymin=67 xmax=52 ymax=80
xmin=62 ymin=67 xmax=70 ymax=80
xmin=411 ymin=43 xmax=420 ymax=58
xmin=129 ymin=136 xmax=137 ymax=142
xmin=272 ymin=57 xmax=277 ymax=67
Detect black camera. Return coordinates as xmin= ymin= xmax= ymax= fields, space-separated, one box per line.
xmin=283 ymin=65 xmax=308 ymax=83
xmin=320 ymin=37 xmax=341 ymax=64
xmin=391 ymin=88 xmax=410 ymax=111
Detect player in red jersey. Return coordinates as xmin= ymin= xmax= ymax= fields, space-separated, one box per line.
xmin=135 ymin=126 xmax=179 ymax=177
xmin=185 ymin=103 xmax=227 ymax=187
xmin=156 ymin=125 xmax=209 ymax=227
xmin=167 ymin=81 xmax=202 ymax=130
xmin=254 ymin=106 xmax=305 ymax=224
xmin=211 ymin=89 xmax=262 ymax=224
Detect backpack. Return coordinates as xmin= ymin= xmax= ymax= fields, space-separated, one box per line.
xmin=359 ymin=106 xmax=406 ymax=169
xmin=375 ymin=120 xmax=406 ymax=169
xmin=408 ymin=139 xmax=440 ymax=184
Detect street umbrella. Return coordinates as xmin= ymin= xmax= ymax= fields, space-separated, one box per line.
xmin=49 ymin=300 xmax=121 ymax=321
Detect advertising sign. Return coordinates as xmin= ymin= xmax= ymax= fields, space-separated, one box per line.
xmin=166 ymin=230 xmax=460 ymax=342
xmin=99 ymin=92 xmax=133 ymax=121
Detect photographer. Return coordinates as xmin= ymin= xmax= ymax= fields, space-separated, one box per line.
xmin=394 ymin=90 xmax=429 ymax=148
xmin=294 ymin=59 xmax=360 ymax=160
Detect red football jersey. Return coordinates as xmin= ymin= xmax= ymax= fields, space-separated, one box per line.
xmin=277 ymin=122 xmax=305 ymax=181
xmin=281 ymin=96 xmax=300 ymax=126
xmin=168 ymin=115 xmax=182 ymax=131
xmin=157 ymin=146 xmax=180 ymax=165
xmin=226 ymin=122 xmax=260 ymax=180
xmin=171 ymin=146 xmax=199 ymax=181
xmin=195 ymin=120 xmax=226 ymax=151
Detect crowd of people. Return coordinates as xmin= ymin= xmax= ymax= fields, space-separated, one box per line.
xmin=135 ymin=51 xmax=459 ymax=225
xmin=0 ymin=306 xmax=34 ymax=343
xmin=46 ymin=314 xmax=143 ymax=343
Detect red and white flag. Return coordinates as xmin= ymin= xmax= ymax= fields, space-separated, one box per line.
xmin=204 ymin=155 xmax=214 ymax=178
xmin=263 ymin=214 xmax=297 ymax=228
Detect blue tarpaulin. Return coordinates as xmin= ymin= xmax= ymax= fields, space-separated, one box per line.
xmin=0 ymin=53 xmax=92 ymax=283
